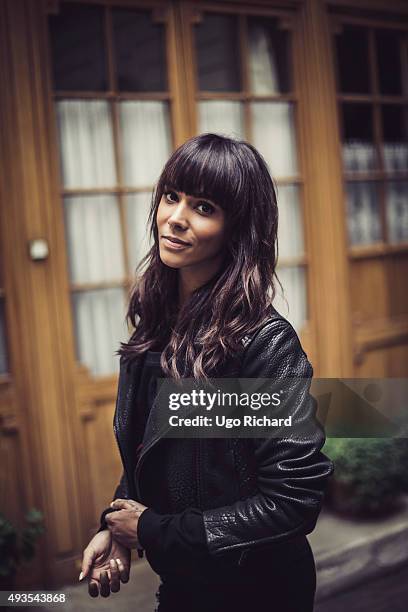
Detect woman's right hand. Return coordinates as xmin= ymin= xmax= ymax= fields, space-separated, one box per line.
xmin=80 ymin=529 xmax=131 ymax=597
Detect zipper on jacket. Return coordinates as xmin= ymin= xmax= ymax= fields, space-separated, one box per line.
xmin=134 ymin=432 xmax=163 ymax=500
xmin=238 ymin=549 xmax=249 ymax=567
xmin=133 ymin=378 xmax=165 ymax=499
xmin=133 ymin=333 xmax=258 ymax=503
xmin=113 ymin=423 xmax=135 ymax=499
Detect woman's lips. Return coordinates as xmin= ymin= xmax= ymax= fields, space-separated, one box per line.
xmin=162 ymin=237 xmax=192 ymax=250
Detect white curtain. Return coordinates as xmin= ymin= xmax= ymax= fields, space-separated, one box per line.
xmin=383 ymin=143 xmax=408 ymax=172
xmin=72 ymin=288 xmax=128 ymax=377
xmin=342 ymin=140 xmax=377 ymax=173
xmin=276 ymin=185 xmax=304 ymax=260
xmin=119 ymin=101 xmax=172 ymax=187
xmin=273 ymin=185 xmax=306 ymax=333
xmin=125 ymin=192 xmax=154 ymax=272
xmin=251 ymin=102 xmax=298 ymax=178
xmin=57 ymin=100 xmax=116 ymax=188
xmin=386 ymin=181 xmax=408 ymax=244
xmin=248 ymin=22 xmax=279 ymax=94
xmin=346 ymin=182 xmax=382 ymax=245
xmin=273 ymin=266 xmax=306 ymax=332
xmin=63 ymin=195 xmax=125 ymax=284
xmin=198 ymin=101 xmax=245 ymax=139
xmin=57 ymin=96 xmax=173 ymax=376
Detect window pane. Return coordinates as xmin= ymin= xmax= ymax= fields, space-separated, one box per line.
xmin=57 ymin=100 xmax=116 ymax=188
xmin=277 ymin=186 xmax=304 ymax=259
xmin=49 ymin=3 xmax=107 ymax=91
xmin=248 ymin=16 xmax=291 ymax=94
xmin=346 ymin=182 xmax=382 ymax=245
xmin=335 ymin=25 xmax=370 ymax=94
xmin=385 ymin=181 xmax=408 ymax=244
xmin=273 ymin=266 xmax=307 ymax=331
xmin=119 ymin=101 xmax=172 ymax=187
xmin=382 ymin=105 xmax=408 ymax=172
xmin=194 ymin=13 xmax=241 ymax=92
xmin=0 ymin=300 xmax=8 ymax=374
xmin=341 ymin=104 xmax=377 ymax=172
xmin=64 ymin=195 xmax=125 ymax=284
xmin=125 ymin=193 xmax=154 ymax=272
xmin=376 ymin=29 xmax=402 ymax=96
xmin=198 ymin=101 xmax=245 ymax=138
xmin=251 ymin=102 xmax=298 ymax=177
xmin=72 ymin=288 xmax=127 ymax=376
xmin=112 ymin=9 xmax=167 ymax=92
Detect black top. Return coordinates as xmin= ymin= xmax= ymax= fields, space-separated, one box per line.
xmin=135 ymin=351 xmax=208 ymax=567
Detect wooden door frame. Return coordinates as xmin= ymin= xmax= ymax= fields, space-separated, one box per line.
xmin=0 ymin=0 xmax=84 ymax=587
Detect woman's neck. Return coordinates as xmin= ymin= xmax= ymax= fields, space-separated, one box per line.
xmin=178 ymin=254 xmax=226 ymax=307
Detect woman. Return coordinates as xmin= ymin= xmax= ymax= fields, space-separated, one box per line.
xmin=80 ymin=133 xmax=333 ymax=611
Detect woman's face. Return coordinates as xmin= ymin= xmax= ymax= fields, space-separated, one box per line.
xmin=156 ymin=187 xmax=227 ymax=273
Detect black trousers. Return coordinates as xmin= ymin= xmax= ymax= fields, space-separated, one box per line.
xmin=154 ymin=541 xmax=317 ymax=612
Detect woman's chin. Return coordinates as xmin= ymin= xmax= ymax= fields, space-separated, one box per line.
xmin=159 ymin=252 xmax=186 ymax=269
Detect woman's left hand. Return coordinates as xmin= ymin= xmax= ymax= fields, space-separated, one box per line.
xmin=105 ymin=499 xmax=148 ymax=550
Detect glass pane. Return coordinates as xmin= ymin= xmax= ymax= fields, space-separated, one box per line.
xmin=119 ymin=101 xmax=172 ymax=187
xmin=64 ymin=195 xmax=125 ymax=284
xmin=0 ymin=300 xmax=8 ymax=374
xmin=112 ymin=9 xmax=167 ymax=92
xmin=198 ymin=101 xmax=245 ymax=139
xmin=276 ymin=185 xmax=304 ymax=259
xmin=72 ymin=288 xmax=127 ymax=376
xmin=57 ymin=100 xmax=116 ymax=188
xmin=376 ymin=30 xmax=402 ymax=96
xmin=251 ymin=102 xmax=298 ymax=177
xmin=385 ymin=181 xmax=408 ymax=244
xmin=248 ymin=16 xmax=291 ymax=94
xmin=382 ymin=105 xmax=408 ymax=172
xmin=194 ymin=13 xmax=241 ymax=92
xmin=48 ymin=3 xmax=107 ymax=91
xmin=341 ymin=104 xmax=377 ymax=172
xmin=125 ymin=193 xmax=154 ymax=272
xmin=346 ymin=182 xmax=382 ymax=246
xmin=335 ymin=25 xmax=370 ymax=94
xmin=273 ymin=266 xmax=307 ymax=331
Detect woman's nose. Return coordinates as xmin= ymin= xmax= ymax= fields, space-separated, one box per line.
xmin=167 ymin=201 xmax=188 ymax=228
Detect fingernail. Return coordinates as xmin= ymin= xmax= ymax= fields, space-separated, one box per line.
xmin=116 ymin=558 xmax=121 ymax=564
xmin=79 ymin=572 xmax=83 ymax=581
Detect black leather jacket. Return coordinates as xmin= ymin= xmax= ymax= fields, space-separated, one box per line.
xmin=101 ymin=309 xmax=333 ymax=575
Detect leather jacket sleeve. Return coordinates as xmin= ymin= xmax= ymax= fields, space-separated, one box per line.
xmin=202 ymin=318 xmax=334 ymax=557
xmin=97 ymin=471 xmax=130 ymax=533
xmin=136 ymin=507 xmax=208 ymax=574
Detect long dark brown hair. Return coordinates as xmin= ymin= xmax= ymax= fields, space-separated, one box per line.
xmin=118 ymin=133 xmax=282 ymax=381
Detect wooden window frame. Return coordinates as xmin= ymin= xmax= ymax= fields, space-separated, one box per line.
xmin=330 ymin=13 xmax=408 ymax=261
xmin=47 ymin=0 xmax=187 ymax=301
xmin=180 ymin=2 xmax=310 ymax=322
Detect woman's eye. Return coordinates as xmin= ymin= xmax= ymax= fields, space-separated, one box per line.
xmin=196 ymin=201 xmax=215 ymax=215
xmin=164 ymin=191 xmax=178 ymax=203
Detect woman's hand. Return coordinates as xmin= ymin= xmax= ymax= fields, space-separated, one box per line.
xmin=80 ymin=529 xmax=131 ymax=598
xmin=106 ymin=498 xmax=148 ymax=549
